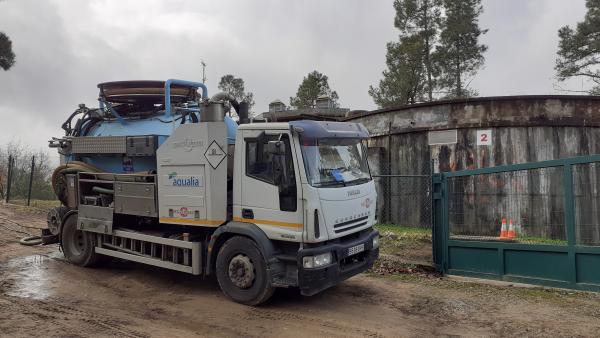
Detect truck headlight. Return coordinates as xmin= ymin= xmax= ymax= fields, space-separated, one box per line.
xmin=302 ymin=252 xmax=332 ymax=269
xmin=372 ymin=234 xmax=380 ymax=249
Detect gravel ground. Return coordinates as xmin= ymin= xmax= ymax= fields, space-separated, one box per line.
xmin=1 ymin=203 xmax=600 ymax=338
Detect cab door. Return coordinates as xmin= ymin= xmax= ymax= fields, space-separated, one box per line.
xmin=237 ymin=129 xmax=304 ymax=242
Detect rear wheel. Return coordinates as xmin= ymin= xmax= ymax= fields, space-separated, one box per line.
xmin=61 ymin=215 xmax=102 ymax=267
xmin=216 ymin=236 xmax=274 ymax=305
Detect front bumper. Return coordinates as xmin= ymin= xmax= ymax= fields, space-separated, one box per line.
xmin=297 ymin=228 xmax=379 ymax=296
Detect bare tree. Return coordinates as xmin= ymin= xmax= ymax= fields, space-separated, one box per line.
xmin=0 ymin=142 xmax=55 ymax=200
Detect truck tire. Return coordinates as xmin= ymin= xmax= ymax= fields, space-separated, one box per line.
xmin=216 ymin=236 xmax=274 ymax=305
xmin=61 ymin=215 xmax=102 ymax=267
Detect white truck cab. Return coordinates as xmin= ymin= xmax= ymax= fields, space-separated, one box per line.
xmin=226 ymin=120 xmax=379 ymax=299
xmin=234 ymin=121 xmax=377 ymax=241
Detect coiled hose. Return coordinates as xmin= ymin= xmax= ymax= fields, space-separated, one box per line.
xmin=52 ymin=161 xmax=103 ymax=206
xmin=19 ymin=236 xmax=42 ymax=246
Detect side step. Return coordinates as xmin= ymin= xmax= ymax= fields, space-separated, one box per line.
xmin=94 ymin=229 xmax=201 ymax=275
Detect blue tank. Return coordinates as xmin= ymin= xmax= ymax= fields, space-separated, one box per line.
xmin=87 ymin=114 xmax=238 ymax=144
xmin=69 ymin=79 xmax=239 ymax=173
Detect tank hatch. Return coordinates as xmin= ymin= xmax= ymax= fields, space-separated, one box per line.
xmin=98 ymin=80 xmax=200 ymax=105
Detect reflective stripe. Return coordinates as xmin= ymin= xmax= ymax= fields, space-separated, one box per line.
xmin=233 ymin=217 xmax=303 ymax=229
xmin=159 ymin=217 xmax=223 ymax=226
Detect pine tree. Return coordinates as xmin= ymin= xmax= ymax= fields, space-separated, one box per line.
xmin=555 ymin=0 xmax=600 ymax=94
xmin=369 ymin=37 xmax=427 ymax=106
xmin=396 ymin=0 xmax=442 ymax=101
xmin=290 ymin=71 xmax=339 ymax=108
xmin=218 ymin=74 xmax=255 ymax=110
xmin=0 ymin=32 xmax=16 ymax=71
xmin=370 ymin=0 xmax=442 ymax=107
xmin=436 ymin=0 xmax=487 ymax=99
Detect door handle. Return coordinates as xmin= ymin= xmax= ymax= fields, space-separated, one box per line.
xmin=242 ymin=208 xmax=254 ymax=219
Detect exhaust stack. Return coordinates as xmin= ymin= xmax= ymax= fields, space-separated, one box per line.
xmin=238 ymin=101 xmax=250 ymax=125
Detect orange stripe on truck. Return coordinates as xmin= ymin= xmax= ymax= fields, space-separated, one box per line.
xmin=233 ymin=217 xmax=303 ymax=229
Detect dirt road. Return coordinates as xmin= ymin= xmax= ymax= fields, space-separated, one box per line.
xmin=1 ymin=204 xmax=600 ymax=338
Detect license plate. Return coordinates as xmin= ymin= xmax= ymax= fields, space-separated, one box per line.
xmin=347 ymin=243 xmax=365 ymax=256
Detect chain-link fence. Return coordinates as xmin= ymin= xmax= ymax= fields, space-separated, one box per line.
xmin=447 ymin=167 xmax=567 ymax=245
xmin=373 ymin=174 xmax=432 ymax=228
xmin=573 ymin=162 xmax=600 ymax=246
xmin=367 ymin=144 xmax=433 ymax=228
xmin=444 ymin=161 xmax=600 ymax=246
xmin=1 ymin=154 xmax=56 ymax=206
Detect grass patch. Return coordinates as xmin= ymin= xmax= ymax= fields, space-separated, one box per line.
xmin=513 ymin=236 xmax=568 ymax=246
xmin=375 ymin=224 xmax=431 ymax=237
xmin=374 ymin=224 xmax=432 ymax=262
xmin=450 ymin=233 xmax=568 ymax=246
xmin=3 ymin=199 xmax=60 ymax=217
xmin=7 ymin=199 xmax=60 ymax=209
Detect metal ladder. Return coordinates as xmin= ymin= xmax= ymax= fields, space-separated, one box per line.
xmin=95 ymin=229 xmax=201 ymax=275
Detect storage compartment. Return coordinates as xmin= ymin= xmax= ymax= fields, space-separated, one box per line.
xmin=114 ymin=181 xmax=157 ymax=217
xmin=126 ymin=135 xmax=158 ymax=157
xmin=78 ymin=204 xmax=114 ymax=234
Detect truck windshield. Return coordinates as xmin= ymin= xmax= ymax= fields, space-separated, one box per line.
xmin=300 ymin=138 xmax=371 ymax=187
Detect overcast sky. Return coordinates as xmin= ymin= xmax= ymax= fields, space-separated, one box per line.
xmin=0 ymin=0 xmax=590 ymax=154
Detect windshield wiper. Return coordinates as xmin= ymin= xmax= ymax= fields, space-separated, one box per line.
xmin=345 ymin=177 xmax=371 ymax=186
xmin=314 ymin=180 xmax=346 ymax=188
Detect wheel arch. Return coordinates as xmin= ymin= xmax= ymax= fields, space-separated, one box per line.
xmin=206 ymin=221 xmax=277 ymax=275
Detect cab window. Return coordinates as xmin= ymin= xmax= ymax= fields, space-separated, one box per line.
xmin=246 ymin=134 xmax=278 ymax=183
xmin=245 ymin=133 xmax=297 ymax=211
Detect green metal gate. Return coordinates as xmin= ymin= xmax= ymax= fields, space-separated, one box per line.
xmin=432 ymin=155 xmax=600 ymax=291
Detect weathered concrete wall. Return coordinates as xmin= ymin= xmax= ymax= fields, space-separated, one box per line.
xmin=350 ymin=95 xmax=600 ymax=138
xmin=354 ymin=96 xmax=600 ymax=176
xmin=352 ymin=96 xmax=600 ymax=239
xmin=430 ymin=126 xmax=600 ymax=172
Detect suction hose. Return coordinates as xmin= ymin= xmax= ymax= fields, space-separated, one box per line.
xmin=19 ymin=236 xmax=42 ymax=246
xmin=51 ymin=161 xmax=103 ymax=206
xmin=210 ymin=92 xmax=240 ymax=115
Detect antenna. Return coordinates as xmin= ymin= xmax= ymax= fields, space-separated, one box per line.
xmin=201 ymin=60 xmax=207 ymax=84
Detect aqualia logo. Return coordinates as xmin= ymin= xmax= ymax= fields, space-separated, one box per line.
xmin=169 ymin=172 xmax=201 ymax=187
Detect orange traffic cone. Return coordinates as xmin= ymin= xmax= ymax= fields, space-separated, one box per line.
xmin=507 ymin=219 xmax=516 ymax=239
xmin=500 ymin=218 xmax=508 ymax=239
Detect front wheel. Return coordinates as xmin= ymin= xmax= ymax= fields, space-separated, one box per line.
xmin=215 ymin=236 xmax=274 ymax=305
xmin=61 ymin=215 xmax=103 ymax=267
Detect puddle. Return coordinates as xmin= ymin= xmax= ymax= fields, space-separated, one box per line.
xmin=1 ymin=254 xmax=59 ymax=300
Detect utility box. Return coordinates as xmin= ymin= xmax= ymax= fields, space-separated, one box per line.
xmin=114 ymin=181 xmax=157 ymax=217
xmin=156 ymin=122 xmax=228 ymax=227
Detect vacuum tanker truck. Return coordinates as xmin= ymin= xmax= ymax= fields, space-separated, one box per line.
xmin=45 ymin=79 xmax=379 ymax=305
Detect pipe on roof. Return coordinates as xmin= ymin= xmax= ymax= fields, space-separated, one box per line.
xmin=164 ymin=79 xmax=208 ymax=118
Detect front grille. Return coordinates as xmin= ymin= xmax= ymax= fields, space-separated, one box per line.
xmin=334 ymin=215 xmax=368 ymax=229
xmin=333 ymin=215 xmax=369 ymax=234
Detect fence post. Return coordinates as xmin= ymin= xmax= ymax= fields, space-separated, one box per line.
xmin=5 ymin=155 xmax=13 ymax=203
xmin=27 ymin=156 xmax=35 ymax=206
xmin=431 ymin=173 xmax=446 ymax=273
xmin=386 ymin=121 xmax=392 ymax=222
xmin=430 ymin=159 xmax=435 ymax=228
xmin=563 ymin=163 xmax=577 ymax=286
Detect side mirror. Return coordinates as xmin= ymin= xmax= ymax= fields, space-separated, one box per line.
xmin=267 ymin=140 xmax=285 ymax=155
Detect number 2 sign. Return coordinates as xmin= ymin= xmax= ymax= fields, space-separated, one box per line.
xmin=476 ymin=130 xmax=492 ymax=146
